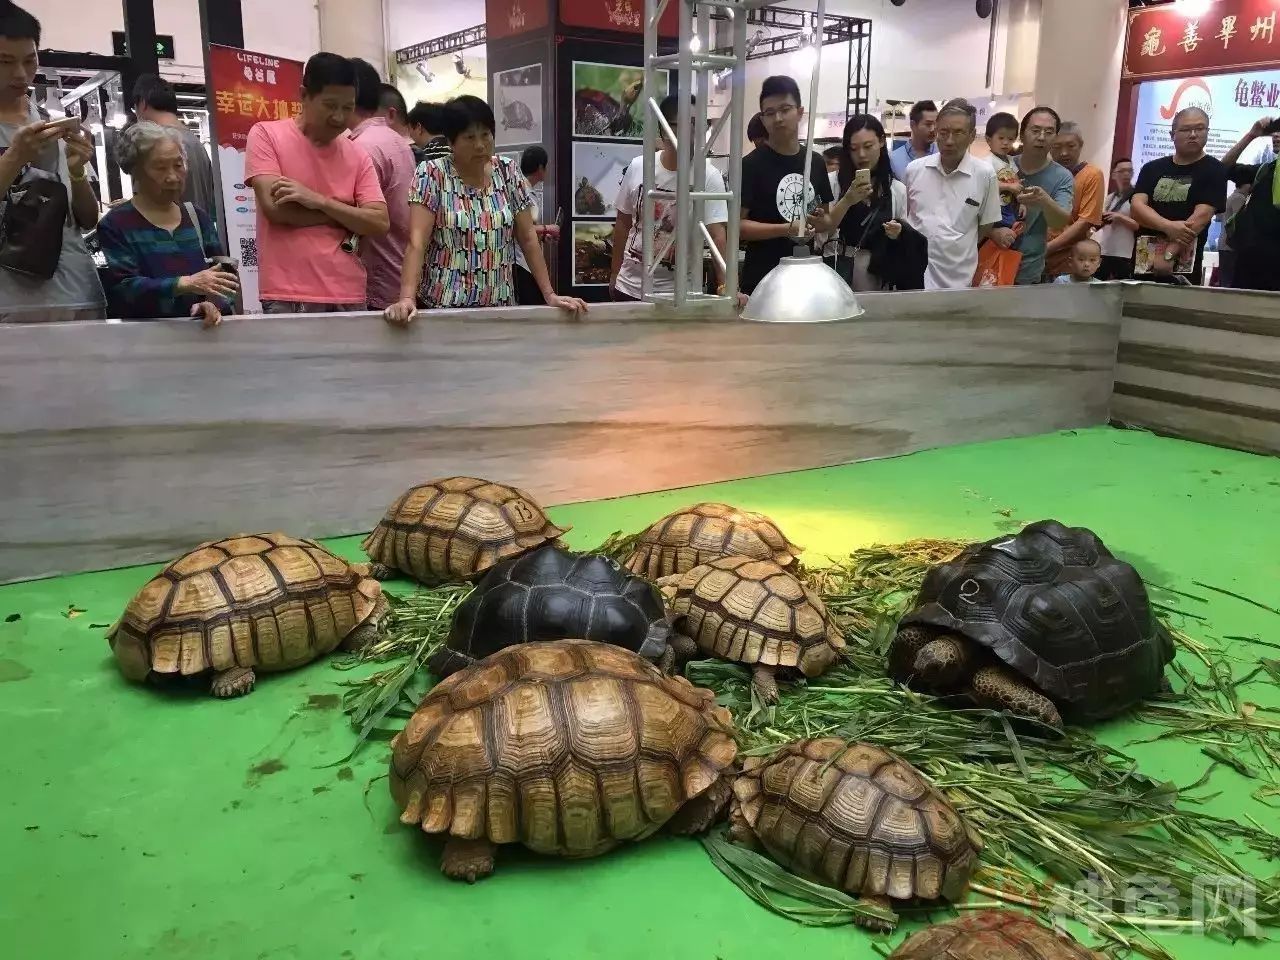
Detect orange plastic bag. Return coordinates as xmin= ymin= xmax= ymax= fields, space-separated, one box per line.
xmin=973 ymin=241 xmax=1022 ymax=287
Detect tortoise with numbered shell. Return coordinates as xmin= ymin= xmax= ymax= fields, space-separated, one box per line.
xmin=662 ymin=555 xmax=844 ymax=704
xmin=888 ymin=910 xmax=1103 ymax=960
xmin=623 ymin=502 xmax=802 ymax=581
xmin=363 ymin=477 xmax=567 ymax=585
xmin=390 ymin=639 xmax=738 ymax=881
xmin=730 ymin=738 xmax=980 ymax=932
xmin=891 ymin=520 xmax=1174 ymax=728
xmin=431 ymin=544 xmax=692 ymax=678
xmin=108 ymin=533 xmax=387 ymax=698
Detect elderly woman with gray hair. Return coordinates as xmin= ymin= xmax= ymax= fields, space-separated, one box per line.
xmin=96 ymin=120 xmax=237 ymax=323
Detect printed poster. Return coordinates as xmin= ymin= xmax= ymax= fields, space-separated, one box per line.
xmin=572 ymin=62 xmax=669 ymax=140
xmin=571 ymin=141 xmax=638 ymax=217
xmin=207 ymin=44 xmax=304 ymax=313
xmin=494 ymin=64 xmax=543 ymax=148
xmin=572 ymin=222 xmax=614 ymax=286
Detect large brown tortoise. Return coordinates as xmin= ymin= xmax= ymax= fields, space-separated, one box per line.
xmin=623 ymin=502 xmax=802 ymax=580
xmin=109 ymin=533 xmax=386 ymax=697
xmin=731 ymin=738 xmax=980 ymax=931
xmin=390 ymin=639 xmax=738 ymax=881
xmin=888 ymin=910 xmax=1103 ymax=960
xmin=363 ymin=477 xmax=567 ymax=585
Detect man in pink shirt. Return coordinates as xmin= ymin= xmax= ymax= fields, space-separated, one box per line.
xmin=245 ymin=53 xmax=388 ymax=314
xmin=348 ymin=59 xmax=415 ymax=310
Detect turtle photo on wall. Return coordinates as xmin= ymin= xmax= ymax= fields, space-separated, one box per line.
xmin=494 ymin=63 xmax=543 ymax=148
xmin=572 ymin=61 xmax=670 ymax=140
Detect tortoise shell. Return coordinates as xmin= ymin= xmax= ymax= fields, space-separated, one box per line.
xmin=624 ymin=502 xmax=802 ymax=580
xmin=665 ymin=556 xmax=843 ymax=674
xmin=434 ymin=545 xmax=671 ymax=677
xmin=894 ymin=520 xmax=1174 ymax=722
xmin=888 ymin=910 xmax=1102 ymax=960
xmin=733 ymin=738 xmax=978 ymax=902
xmin=108 ymin=532 xmax=382 ymax=682
xmin=391 ymin=640 xmax=738 ymax=858
xmin=363 ymin=477 xmax=567 ymax=584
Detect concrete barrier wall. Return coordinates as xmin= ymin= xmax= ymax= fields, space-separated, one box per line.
xmin=2 ymin=284 xmax=1123 ymax=582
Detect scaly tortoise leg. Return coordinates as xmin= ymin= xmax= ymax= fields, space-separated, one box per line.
xmin=968 ymin=663 xmax=1063 ymax=729
xmin=367 ymin=562 xmax=393 ymax=581
xmin=211 ymin=666 xmax=256 ymax=698
xmin=752 ymin=664 xmax=779 ymax=705
xmin=666 ymin=774 xmax=733 ymax=835
xmin=340 ymin=595 xmax=390 ymax=652
xmin=727 ymin=802 xmax=759 ymax=849
xmin=853 ymin=894 xmax=898 ymax=933
xmin=911 ymin=632 xmax=973 ymax=689
xmin=440 ymin=837 xmax=497 ymax=883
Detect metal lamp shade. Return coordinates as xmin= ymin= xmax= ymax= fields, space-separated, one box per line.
xmin=740 ymin=254 xmax=865 ymax=323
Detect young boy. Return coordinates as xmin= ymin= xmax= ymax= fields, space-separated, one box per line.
xmin=1053 ymin=238 xmax=1102 ymax=283
xmin=985 ymin=112 xmax=1022 ymax=231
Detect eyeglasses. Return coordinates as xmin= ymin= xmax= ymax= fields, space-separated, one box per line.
xmin=761 ymin=104 xmax=797 ymax=121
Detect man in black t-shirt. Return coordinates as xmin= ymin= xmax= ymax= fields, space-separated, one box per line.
xmin=740 ymin=75 xmax=834 ymax=293
xmin=1131 ymin=107 xmax=1226 ymax=285
xmin=1221 ymin=115 xmax=1280 ymax=292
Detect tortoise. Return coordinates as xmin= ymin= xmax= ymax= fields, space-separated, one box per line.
xmin=390 ymin=639 xmax=738 ymax=881
xmin=498 ymin=94 xmax=534 ymax=132
xmin=108 ymin=533 xmax=387 ymax=698
xmin=623 ymin=502 xmax=802 ymax=580
xmin=363 ymin=477 xmax=567 ymax=585
xmin=891 ymin=520 xmax=1175 ymax=728
xmin=574 ymin=176 xmax=606 ymax=215
xmin=661 ymin=555 xmax=844 ymax=703
xmin=730 ymin=738 xmax=980 ymax=931
xmin=888 ymin=910 xmax=1102 ymax=960
xmin=574 ymin=79 xmax=643 ymax=137
xmin=432 ymin=544 xmax=693 ymax=678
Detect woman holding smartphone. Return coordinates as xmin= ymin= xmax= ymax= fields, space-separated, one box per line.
xmin=828 ymin=114 xmax=908 ymax=291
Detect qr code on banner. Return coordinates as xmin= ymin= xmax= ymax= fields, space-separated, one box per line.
xmin=238 ymin=237 xmax=258 ymax=268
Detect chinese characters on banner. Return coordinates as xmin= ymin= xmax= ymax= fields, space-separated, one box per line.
xmin=484 ymin=0 xmax=550 ymax=41
xmin=207 ymin=44 xmax=304 ymax=313
xmin=1125 ymin=0 xmax=1279 ymax=78
xmin=558 ymin=0 xmax=680 ymax=36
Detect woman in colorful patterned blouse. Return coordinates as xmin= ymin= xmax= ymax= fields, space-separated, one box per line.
xmin=97 ymin=122 xmax=237 ymax=324
xmin=385 ymin=96 xmax=586 ymax=323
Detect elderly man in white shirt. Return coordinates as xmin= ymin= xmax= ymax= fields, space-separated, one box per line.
xmin=903 ymin=99 xmax=1005 ymax=290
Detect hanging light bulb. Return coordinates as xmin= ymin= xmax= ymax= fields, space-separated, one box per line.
xmin=1174 ymin=0 xmax=1213 ymax=17
xmin=792 ymin=44 xmax=818 ymax=75
xmin=690 ymin=35 xmax=702 ymax=54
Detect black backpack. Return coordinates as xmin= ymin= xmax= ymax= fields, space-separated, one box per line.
xmin=0 ymin=168 xmax=69 ymax=280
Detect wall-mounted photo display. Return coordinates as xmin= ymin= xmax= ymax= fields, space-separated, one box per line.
xmin=570 ymin=141 xmax=640 ymax=217
xmin=572 ymin=61 xmax=669 ymax=140
xmin=572 ymin=222 xmax=615 ymax=286
xmin=494 ymin=64 xmax=543 ymax=148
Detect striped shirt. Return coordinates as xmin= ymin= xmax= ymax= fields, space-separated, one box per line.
xmin=97 ymin=201 xmax=227 ymax=319
xmin=412 ymin=135 xmax=451 ymax=167
xmin=412 ymin=154 xmax=533 ymax=308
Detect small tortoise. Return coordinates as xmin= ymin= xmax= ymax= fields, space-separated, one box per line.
xmin=109 ymin=533 xmax=386 ymax=697
xmin=663 ymin=555 xmax=844 ymax=703
xmin=432 ymin=545 xmax=692 ymax=678
xmin=363 ymin=477 xmax=567 ymax=585
xmin=391 ymin=639 xmax=738 ymax=881
xmin=624 ymin=502 xmax=802 ymax=580
xmin=889 ymin=910 xmax=1102 ymax=960
xmin=892 ymin=520 xmax=1174 ymax=728
xmin=731 ymin=738 xmax=980 ymax=931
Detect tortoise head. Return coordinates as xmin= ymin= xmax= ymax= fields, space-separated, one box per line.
xmin=636 ymin=616 xmax=674 ymax=662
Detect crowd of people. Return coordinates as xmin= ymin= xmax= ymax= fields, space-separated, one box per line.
xmin=2 ymin=1 xmax=1279 ymax=325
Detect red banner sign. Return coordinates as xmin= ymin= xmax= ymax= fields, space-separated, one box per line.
xmin=1124 ymin=0 xmax=1280 ymax=79
xmin=486 ymin=0 xmax=551 ymax=41
xmin=559 ymin=0 xmax=679 ymax=37
xmin=207 ymin=44 xmax=304 ymax=148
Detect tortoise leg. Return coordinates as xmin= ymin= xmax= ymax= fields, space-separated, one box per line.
xmin=426 ymin=646 xmax=476 ymax=679
xmin=727 ymin=802 xmax=760 ymax=850
xmin=211 ymin=666 xmax=256 ymax=698
xmin=912 ymin=633 xmax=973 ymax=689
xmin=367 ymin=562 xmax=393 ymax=581
xmin=852 ymin=894 xmax=898 ymax=933
xmin=669 ymin=631 xmax=699 ymax=664
xmin=440 ymin=837 xmax=497 ymax=883
xmin=657 ymin=644 xmax=677 ymax=675
xmin=666 ymin=774 xmax=732 ymax=836
xmin=969 ymin=664 xmax=1063 ymax=729
xmin=340 ymin=595 xmax=389 ymax=652
xmin=752 ymin=664 xmax=779 ymax=705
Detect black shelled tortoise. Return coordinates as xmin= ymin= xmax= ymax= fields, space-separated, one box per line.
xmin=891 ymin=520 xmax=1174 ymax=728
xmin=108 ymin=533 xmax=386 ymax=697
xmin=888 ymin=910 xmax=1102 ymax=960
xmin=623 ymin=502 xmax=802 ymax=580
xmin=661 ymin=555 xmax=844 ymax=703
xmin=391 ymin=640 xmax=738 ymax=881
xmin=731 ymin=738 xmax=980 ymax=931
xmin=431 ymin=545 xmax=691 ymax=677
xmin=363 ymin=477 xmax=567 ymax=585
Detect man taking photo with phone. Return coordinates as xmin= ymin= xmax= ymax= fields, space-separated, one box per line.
xmin=1220 ymin=115 xmax=1280 ymax=292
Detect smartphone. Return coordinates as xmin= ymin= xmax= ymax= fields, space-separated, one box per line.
xmin=46 ymin=116 xmax=82 ymax=134
xmin=854 ymin=168 xmax=872 ymax=185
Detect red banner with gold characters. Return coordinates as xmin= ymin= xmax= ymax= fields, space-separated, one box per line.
xmin=559 ymin=0 xmax=679 ymax=36
xmin=207 ymin=44 xmax=304 ymax=312
xmin=486 ymin=0 xmax=551 ymax=41
xmin=1124 ymin=0 xmax=1280 ymax=79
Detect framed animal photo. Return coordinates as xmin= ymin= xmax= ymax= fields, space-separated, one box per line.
xmin=494 ymin=64 xmax=543 ymax=148
xmin=572 ymin=221 xmax=615 ymax=286
xmin=571 ymin=141 xmax=640 ymax=218
xmin=572 ymin=61 xmax=669 ymax=140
